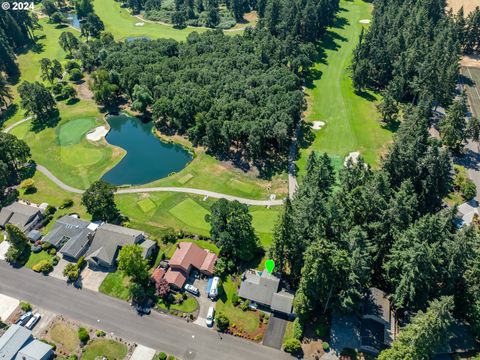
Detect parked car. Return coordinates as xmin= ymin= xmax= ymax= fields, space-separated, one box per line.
xmin=16 ymin=311 xmax=32 ymax=326
xmin=208 ymin=277 xmax=220 ymax=300
xmin=135 ymin=305 xmax=151 ymax=315
xmin=31 ymin=245 xmax=42 ymax=253
xmin=205 ymin=306 xmax=215 ymax=327
xmin=184 ymin=284 xmax=199 ymax=296
xmin=25 ymin=313 xmax=41 ymax=330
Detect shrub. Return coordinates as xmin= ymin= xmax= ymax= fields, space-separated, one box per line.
xmin=313 ymin=317 xmax=329 ymax=338
xmin=161 ymin=228 xmax=177 ymax=244
xmin=52 ymin=255 xmax=60 ymax=266
xmin=68 ymin=68 xmax=83 ymax=82
xmin=283 ymin=338 xmax=302 ymax=354
xmin=45 ymin=205 xmax=56 ymax=215
xmin=166 ymin=356 xmax=176 ymax=360
xmin=76 ymin=255 xmax=86 ymax=269
xmin=96 ymin=330 xmax=106 ymax=337
xmin=63 ymin=263 xmax=80 ymax=282
xmin=62 ymin=85 xmax=77 ymax=100
xmin=52 ymin=82 xmax=64 ymax=95
xmin=49 ymin=248 xmax=57 ymax=255
xmin=156 ymin=353 xmax=167 ymax=360
xmin=20 ymin=178 xmax=35 ymax=192
xmin=78 ymin=327 xmax=90 ymax=343
xmin=41 ymin=242 xmax=52 ymax=250
xmin=215 ymin=312 xmax=230 ymax=332
xmin=33 ymin=260 xmax=53 ymax=274
xmin=240 ymin=299 xmax=250 ymax=311
xmin=293 ymin=317 xmax=303 ymax=340
xmin=65 ymin=61 xmax=81 ymax=71
xmin=322 ymin=342 xmax=330 ymax=351
xmin=60 ymin=198 xmax=74 ymax=209
xmin=20 ymin=302 xmax=32 ymax=312
xmin=232 ymin=293 xmax=240 ymax=306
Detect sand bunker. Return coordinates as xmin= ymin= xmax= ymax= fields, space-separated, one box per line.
xmin=135 ymin=22 xmax=145 ymax=27
xmin=312 ymin=121 xmax=325 ymax=130
xmin=344 ymin=151 xmax=361 ymax=166
xmin=86 ymin=126 xmax=109 ymax=141
xmin=359 ymin=19 xmax=371 ymax=24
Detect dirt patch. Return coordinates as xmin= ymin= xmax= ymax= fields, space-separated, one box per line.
xmin=76 ymin=78 xmax=94 ymax=100
xmin=301 ymin=339 xmax=326 ymax=359
xmin=244 ymin=11 xmax=258 ymax=22
xmin=448 ymin=0 xmax=479 ymax=15
xmin=462 ymin=54 xmax=480 ymax=69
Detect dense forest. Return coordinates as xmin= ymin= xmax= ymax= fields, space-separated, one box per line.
xmin=271 ymin=105 xmax=480 ymax=348
xmin=352 ymin=0 xmax=461 ymax=115
xmin=77 ymin=0 xmax=339 ymax=170
xmin=118 ymin=0 xmax=257 ymax=29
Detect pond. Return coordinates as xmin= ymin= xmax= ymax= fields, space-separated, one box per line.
xmin=66 ymin=12 xmax=81 ymax=30
xmin=101 ymin=114 xmax=192 ymax=186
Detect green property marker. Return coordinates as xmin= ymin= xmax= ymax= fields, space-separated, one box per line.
xmin=265 ymin=259 xmax=275 ymax=273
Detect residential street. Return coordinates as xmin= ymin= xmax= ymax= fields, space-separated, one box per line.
xmin=0 ymin=262 xmax=292 ymax=360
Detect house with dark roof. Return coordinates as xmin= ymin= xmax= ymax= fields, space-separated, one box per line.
xmin=0 ymin=324 xmax=53 ymax=360
xmin=359 ymin=288 xmax=396 ymax=355
xmin=238 ymin=269 xmax=294 ymax=316
xmin=85 ymin=223 xmax=156 ymax=269
xmin=0 ymin=202 xmax=43 ymax=233
xmin=153 ymin=242 xmax=217 ymax=290
xmin=43 ymin=215 xmax=96 ymax=261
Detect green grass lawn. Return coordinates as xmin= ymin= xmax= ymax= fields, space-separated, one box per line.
xmin=81 ymin=339 xmax=128 ymax=360
xmin=297 ymin=0 xmax=393 ymax=175
xmin=50 ymin=322 xmax=80 ymax=353
xmin=99 ymin=271 xmax=131 ymax=300
xmin=93 ymin=0 xmax=247 ymax=42
xmin=216 ymin=277 xmax=259 ymax=333
xmin=157 ymin=296 xmax=199 ymax=313
xmin=25 ymin=250 xmax=54 ymax=269
xmin=116 ymin=192 xmax=278 ymax=249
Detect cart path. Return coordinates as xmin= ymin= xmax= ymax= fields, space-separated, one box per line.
xmin=3 ymin=118 xmax=285 ymax=206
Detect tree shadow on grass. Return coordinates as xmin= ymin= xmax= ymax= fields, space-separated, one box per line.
xmin=31 ymin=110 xmax=61 ymax=133
xmin=354 ymin=89 xmax=377 ymax=102
xmin=0 ymin=104 xmax=19 ymax=128
xmin=305 ymin=29 xmax=348 ymax=89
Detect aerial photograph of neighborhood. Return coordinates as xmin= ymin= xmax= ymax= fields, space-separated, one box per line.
xmin=0 ymin=0 xmax=480 ymax=359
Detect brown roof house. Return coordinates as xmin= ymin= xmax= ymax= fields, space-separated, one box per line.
xmin=154 ymin=242 xmax=217 ymax=289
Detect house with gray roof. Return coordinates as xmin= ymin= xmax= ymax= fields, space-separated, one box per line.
xmin=85 ymin=223 xmax=156 ymax=269
xmin=0 ymin=202 xmax=42 ymax=233
xmin=238 ymin=269 xmax=294 ymax=316
xmin=0 ymin=324 xmax=52 ymax=360
xmin=43 ymin=215 xmax=96 ymax=261
xmin=16 ymin=339 xmax=53 ymax=360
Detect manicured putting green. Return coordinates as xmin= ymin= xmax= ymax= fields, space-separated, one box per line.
xmin=168 ymin=198 xmax=210 ymax=230
xmin=138 ymin=197 xmax=157 ymax=213
xmin=57 ymin=118 xmax=96 ymax=146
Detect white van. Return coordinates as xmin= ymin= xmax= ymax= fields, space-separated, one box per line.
xmin=205 ymin=306 xmax=215 ymax=327
xmin=209 ymin=276 xmax=220 ymax=300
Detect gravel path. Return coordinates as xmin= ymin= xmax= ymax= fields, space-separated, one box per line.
xmin=4 ymin=118 xmax=285 ymax=206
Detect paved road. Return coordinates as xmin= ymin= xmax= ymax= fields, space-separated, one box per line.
xmin=0 ymin=262 xmax=292 ymax=360
xmin=3 ymin=119 xmax=284 ymax=206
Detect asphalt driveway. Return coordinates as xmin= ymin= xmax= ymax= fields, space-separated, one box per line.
xmin=263 ymin=314 xmax=288 ymax=349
